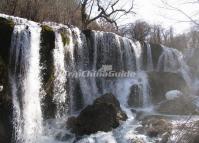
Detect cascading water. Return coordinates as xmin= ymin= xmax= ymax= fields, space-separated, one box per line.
xmin=53 ymin=32 xmax=67 ymax=118
xmin=146 ymin=43 xmax=154 ymax=71
xmin=157 ymin=46 xmax=193 ymax=91
xmin=2 ymin=14 xmax=198 ymax=143
xmin=9 ymin=24 xmax=43 ymax=143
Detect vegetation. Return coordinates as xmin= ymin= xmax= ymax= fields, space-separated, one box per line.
xmin=121 ymin=19 xmax=199 ymax=51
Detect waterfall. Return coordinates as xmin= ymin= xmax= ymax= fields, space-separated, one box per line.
xmin=9 ymin=25 xmax=43 ymax=143
xmin=137 ymin=71 xmax=151 ymax=107
xmin=53 ymin=32 xmax=67 ymax=118
xmin=157 ymin=46 xmax=193 ymax=89
xmin=146 ymin=43 xmax=154 ymax=71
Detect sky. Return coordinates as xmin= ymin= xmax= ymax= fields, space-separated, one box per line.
xmin=118 ymin=0 xmax=199 ymax=34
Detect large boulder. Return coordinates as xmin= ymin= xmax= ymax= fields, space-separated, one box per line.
xmin=148 ymin=72 xmax=188 ymax=104
xmin=67 ymin=93 xmax=127 ymax=136
xmin=156 ymin=96 xmax=199 ymax=115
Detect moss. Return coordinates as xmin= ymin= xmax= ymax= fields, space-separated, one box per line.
xmin=61 ymin=32 xmax=70 ymax=46
xmin=40 ymin=24 xmax=55 ymax=84
xmin=0 ymin=17 xmax=14 ymax=28
xmin=41 ymin=25 xmax=53 ymax=33
xmin=40 ymin=24 xmax=56 ymax=119
xmin=0 ymin=17 xmax=14 ymax=65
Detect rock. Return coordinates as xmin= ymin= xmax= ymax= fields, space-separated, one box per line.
xmin=40 ymin=25 xmax=56 ymax=119
xmin=150 ymin=43 xmax=163 ymax=68
xmin=130 ymin=136 xmax=146 ymax=143
xmin=0 ymin=86 xmax=3 ymax=92
xmin=128 ymin=84 xmax=143 ymax=107
xmin=148 ymin=72 xmax=188 ymax=104
xmin=136 ymin=116 xmax=172 ymax=139
xmin=160 ymin=132 xmax=170 ymax=143
xmin=0 ymin=17 xmax=14 ymax=64
xmin=55 ymin=132 xmax=74 ymax=141
xmin=165 ymin=90 xmax=183 ymax=100
xmin=156 ymin=96 xmax=199 ymax=115
xmin=135 ymin=126 xmax=145 ymax=134
xmin=67 ymin=116 xmax=77 ymax=130
xmin=67 ymin=93 xmax=127 ymax=136
xmin=0 ymin=19 xmax=13 ymax=143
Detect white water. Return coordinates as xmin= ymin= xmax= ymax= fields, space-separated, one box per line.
xmin=146 ymin=43 xmax=154 ymax=71
xmin=157 ymin=46 xmax=193 ymax=91
xmin=53 ymin=32 xmax=67 ymax=118
xmin=10 ymin=24 xmax=43 ymax=143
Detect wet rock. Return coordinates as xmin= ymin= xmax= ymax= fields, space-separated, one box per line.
xmin=148 ymin=72 xmax=188 ymax=104
xmin=156 ymin=96 xmax=199 ymax=115
xmin=135 ymin=116 xmax=172 ymax=138
xmin=0 ymin=85 xmax=3 ymax=92
xmin=0 ymin=22 xmax=13 ymax=143
xmin=55 ymin=132 xmax=74 ymax=141
xmin=135 ymin=126 xmax=145 ymax=134
xmin=67 ymin=93 xmax=127 ymax=136
xmin=130 ymin=136 xmax=146 ymax=143
xmin=160 ymin=132 xmax=170 ymax=143
xmin=40 ymin=25 xmax=56 ymax=119
xmin=128 ymin=84 xmax=143 ymax=107
xmin=0 ymin=17 xmax=14 ymax=64
xmin=150 ymin=43 xmax=163 ymax=68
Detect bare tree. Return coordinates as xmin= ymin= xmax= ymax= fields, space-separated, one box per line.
xmin=149 ymin=24 xmax=162 ymax=44
xmin=79 ymin=0 xmax=135 ymax=30
xmin=127 ymin=20 xmax=151 ymax=42
xmin=160 ymin=0 xmax=199 ymax=26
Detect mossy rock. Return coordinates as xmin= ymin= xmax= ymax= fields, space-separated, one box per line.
xmin=150 ymin=43 xmax=163 ymax=68
xmin=41 ymin=25 xmax=53 ymax=32
xmin=0 ymin=17 xmax=13 ymax=110
xmin=40 ymin=24 xmax=55 ymax=83
xmin=141 ymin=42 xmax=148 ymax=70
xmin=40 ymin=24 xmax=56 ymax=119
xmin=148 ymin=72 xmax=188 ymax=104
xmin=61 ymin=31 xmax=70 ymax=46
xmin=67 ymin=93 xmax=127 ymax=136
xmin=156 ymin=96 xmax=199 ymax=115
xmin=0 ymin=17 xmax=14 ymax=65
